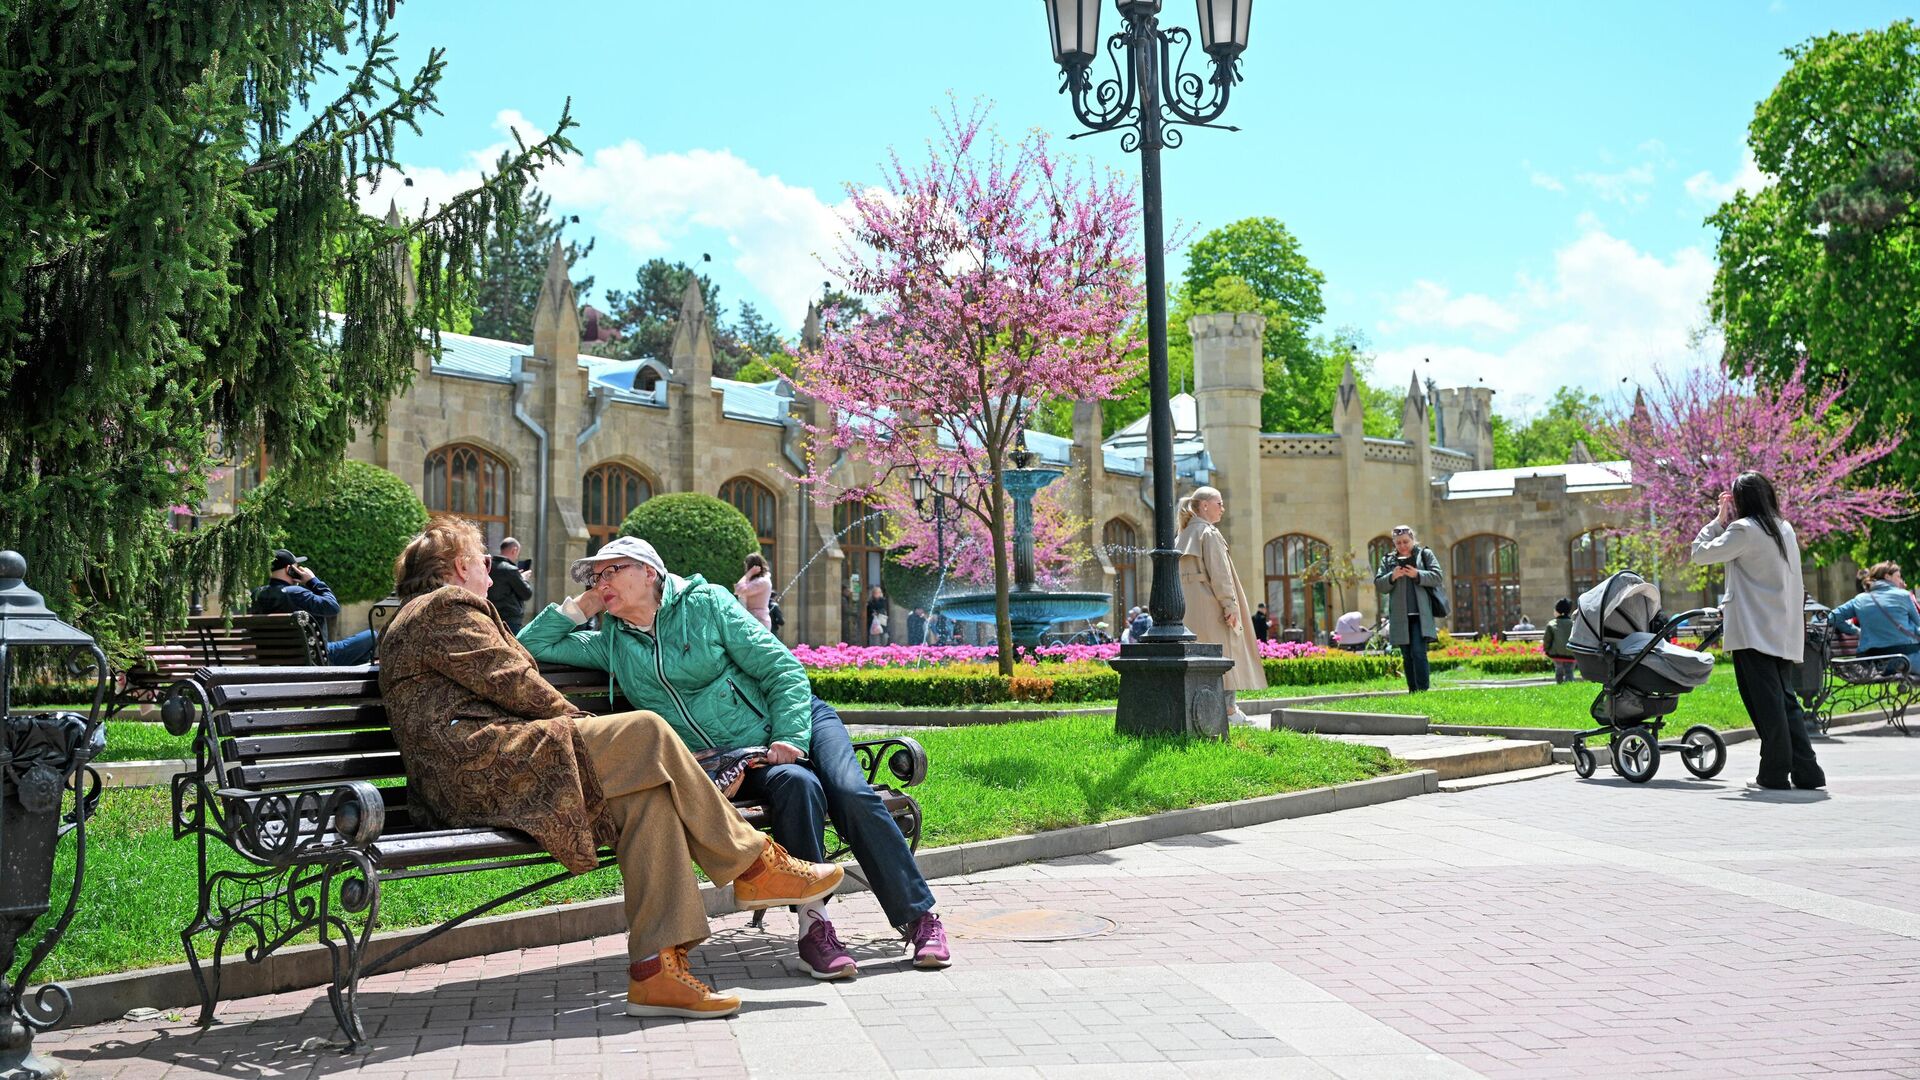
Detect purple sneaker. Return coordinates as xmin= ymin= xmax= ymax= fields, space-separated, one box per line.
xmin=906 ymin=912 xmax=951 ymax=970
xmin=798 ymin=916 xmax=857 ymax=980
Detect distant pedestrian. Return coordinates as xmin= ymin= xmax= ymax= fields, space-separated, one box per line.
xmin=1691 ymin=471 xmax=1825 ymax=792
xmin=906 ymin=606 xmax=928 ymax=646
xmin=250 ymin=549 xmax=377 ymax=665
xmin=1251 ymin=603 xmax=1270 ymax=643
xmin=1373 ymin=525 xmax=1443 ymax=692
xmin=734 ymin=553 xmax=774 ymax=632
xmin=1826 ymin=562 xmax=1920 ymax=671
xmin=1129 ymin=606 xmax=1152 ymax=642
xmin=489 ymin=537 xmax=534 ymax=633
xmin=1511 ymin=613 xmax=1534 ymax=632
xmin=1543 ymin=598 xmax=1577 ymax=683
xmin=866 ymin=585 xmax=891 ymax=645
xmin=1175 ymin=486 xmax=1267 ymax=713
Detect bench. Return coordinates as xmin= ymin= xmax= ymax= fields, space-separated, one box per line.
xmin=159 ymin=664 xmax=928 ymax=1046
xmin=110 ymin=613 xmax=326 ymax=718
xmin=1814 ymin=654 xmax=1918 ymax=735
xmin=1502 ymin=629 xmax=1545 ymax=644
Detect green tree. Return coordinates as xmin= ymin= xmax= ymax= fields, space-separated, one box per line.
xmin=733 ymin=301 xmax=787 ymax=359
xmin=270 ymin=461 xmax=428 ymax=604
xmin=1182 ymin=216 xmax=1326 ymax=370
xmin=619 ymin=493 xmax=758 ymax=592
xmin=470 ymin=169 xmax=594 ymax=343
xmin=603 ymin=258 xmax=752 ymax=375
xmin=0 ymin=2 xmax=574 ymax=634
xmin=1490 ymin=388 xmax=1618 ymax=469
xmin=1708 ymin=18 xmax=1920 ymax=563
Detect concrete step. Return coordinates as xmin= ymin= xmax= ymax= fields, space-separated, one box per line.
xmin=1437 ymin=763 xmax=1572 ymax=792
xmin=1393 ymin=738 xmax=1554 ymax=780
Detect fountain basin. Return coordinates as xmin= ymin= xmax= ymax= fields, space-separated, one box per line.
xmin=934 ymin=591 xmax=1112 ymax=646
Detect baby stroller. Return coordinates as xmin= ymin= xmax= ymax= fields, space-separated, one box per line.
xmin=1566 ymin=571 xmax=1729 ymax=783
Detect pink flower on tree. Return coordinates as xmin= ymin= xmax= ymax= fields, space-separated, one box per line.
xmin=794 ymin=99 xmax=1144 ymax=674
xmin=884 ymin=473 xmax=1089 ymax=592
xmin=1606 ymin=358 xmax=1909 ymax=583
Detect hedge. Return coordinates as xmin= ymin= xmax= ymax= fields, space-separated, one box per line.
xmin=620 ymin=493 xmax=758 ymax=590
xmin=1260 ymin=654 xmax=1402 ymax=685
xmin=274 ymin=461 xmax=428 ymax=603
xmin=810 ymin=661 xmax=1120 ymax=706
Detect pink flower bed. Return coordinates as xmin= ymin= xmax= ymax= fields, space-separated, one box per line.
xmin=791 ymin=638 xmax=1328 ymax=670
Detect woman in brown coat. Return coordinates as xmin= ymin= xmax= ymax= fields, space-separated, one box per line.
xmin=1175 ymin=486 xmax=1268 ymax=712
xmin=378 ymin=516 xmax=842 ymax=1020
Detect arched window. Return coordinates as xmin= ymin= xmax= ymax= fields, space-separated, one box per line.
xmin=1367 ymin=535 xmax=1395 ymax=619
xmin=1569 ymin=529 xmax=1609 ymax=600
xmin=424 ymin=443 xmax=511 ymax=549
xmin=1451 ymin=534 xmax=1520 ymax=636
xmin=1104 ymin=519 xmax=1139 ymax=624
xmin=720 ymin=477 xmax=779 ymax=581
xmin=835 ymin=499 xmax=888 ymax=644
xmin=583 ymin=463 xmax=652 ymax=556
xmin=1264 ymin=533 xmax=1332 ymax=640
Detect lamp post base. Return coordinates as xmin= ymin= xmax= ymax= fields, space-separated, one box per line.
xmin=1110 ymin=641 xmax=1234 ymax=739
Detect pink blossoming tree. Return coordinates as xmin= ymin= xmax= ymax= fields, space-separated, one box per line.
xmin=796 ymin=101 xmax=1144 ymax=674
xmin=883 ymin=474 xmax=1090 ymax=592
xmin=1606 ymin=359 xmax=1909 ymax=589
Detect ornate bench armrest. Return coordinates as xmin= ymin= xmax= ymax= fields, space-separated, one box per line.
xmin=851 ymin=736 xmax=928 ymax=789
xmin=211 ymin=780 xmax=387 ymax=866
xmin=1832 ymin=654 xmax=1914 ymax=683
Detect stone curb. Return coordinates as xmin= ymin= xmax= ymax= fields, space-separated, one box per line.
xmin=1274 ymin=708 xmax=1428 ymax=736
xmin=49 ymin=768 xmax=1437 ymax=1028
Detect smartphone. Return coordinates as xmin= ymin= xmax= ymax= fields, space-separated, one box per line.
xmin=517 ymin=559 xmax=532 ymax=571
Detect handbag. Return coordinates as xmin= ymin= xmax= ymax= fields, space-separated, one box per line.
xmin=1420 ymin=547 xmax=1450 ymax=619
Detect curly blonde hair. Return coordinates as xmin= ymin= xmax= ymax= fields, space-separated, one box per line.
xmin=393 ymin=516 xmax=485 ymax=600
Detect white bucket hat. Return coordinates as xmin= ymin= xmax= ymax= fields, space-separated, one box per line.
xmin=569 ymin=536 xmax=668 ymax=586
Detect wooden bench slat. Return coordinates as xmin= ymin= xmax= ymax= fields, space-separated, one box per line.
xmin=228 ymin=729 xmax=398 ymax=762
xmin=233 ymin=753 xmax=406 ymax=788
xmin=222 ymin=704 xmax=392 ymax=735
xmin=209 ymin=679 xmax=383 ymax=709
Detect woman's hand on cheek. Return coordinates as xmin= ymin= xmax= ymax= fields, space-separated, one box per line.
xmin=576 ymin=589 xmax=607 ymax=619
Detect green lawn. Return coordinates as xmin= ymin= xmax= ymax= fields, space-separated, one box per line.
xmin=1295 ymin=668 xmax=1751 ymax=731
xmin=97 ymin=722 xmax=196 ymax=762
xmin=31 ymin=716 xmax=1398 ymax=984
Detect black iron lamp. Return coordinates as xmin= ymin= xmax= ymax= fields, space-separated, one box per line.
xmin=1039 ymin=0 xmax=1252 ymax=736
xmin=0 ymin=551 xmax=107 ymax=1079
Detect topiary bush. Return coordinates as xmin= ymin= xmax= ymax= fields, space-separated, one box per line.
xmin=274 ymin=461 xmax=428 ymax=604
xmin=620 ymin=492 xmax=758 ymax=588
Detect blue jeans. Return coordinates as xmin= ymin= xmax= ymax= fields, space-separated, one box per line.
xmin=737 ymin=698 xmax=935 ymax=929
xmin=327 ymin=629 xmax=377 ymax=666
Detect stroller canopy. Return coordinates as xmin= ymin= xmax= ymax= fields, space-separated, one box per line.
xmin=1570 ymin=570 xmax=1714 ymax=690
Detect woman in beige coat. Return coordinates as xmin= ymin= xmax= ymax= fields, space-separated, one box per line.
xmin=1175 ymin=486 xmax=1268 ymax=708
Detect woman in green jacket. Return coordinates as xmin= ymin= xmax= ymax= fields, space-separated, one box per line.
xmin=519 ymin=537 xmax=949 ymax=980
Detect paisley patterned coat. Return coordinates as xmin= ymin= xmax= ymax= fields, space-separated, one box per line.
xmin=378 ymin=585 xmax=615 ymax=874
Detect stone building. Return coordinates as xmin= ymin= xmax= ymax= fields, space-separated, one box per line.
xmin=230 ymin=246 xmax=1849 ymax=644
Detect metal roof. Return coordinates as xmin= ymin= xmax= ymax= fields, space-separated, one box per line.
xmin=1440 ymin=461 xmax=1634 ymax=500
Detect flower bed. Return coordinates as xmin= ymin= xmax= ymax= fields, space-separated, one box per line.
xmin=791 ymin=638 xmax=1331 ymax=671
xmin=807 ymin=661 xmax=1120 ymax=706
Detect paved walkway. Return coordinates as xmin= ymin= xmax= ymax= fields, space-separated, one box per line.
xmin=43 ymin=724 xmax=1920 ymax=1079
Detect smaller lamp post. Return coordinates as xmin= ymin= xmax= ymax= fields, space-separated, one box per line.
xmin=910 ymin=470 xmax=961 ymax=643
xmin=0 ymin=551 xmax=107 ymax=1080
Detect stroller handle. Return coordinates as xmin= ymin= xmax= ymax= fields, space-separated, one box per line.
xmin=1661 ymin=607 xmax=1726 ymax=651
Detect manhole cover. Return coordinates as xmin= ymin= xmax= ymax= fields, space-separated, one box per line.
xmin=944 ymin=907 xmax=1116 ymax=942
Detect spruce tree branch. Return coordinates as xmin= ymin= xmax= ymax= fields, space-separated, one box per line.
xmin=243 ymin=38 xmax=441 ymax=179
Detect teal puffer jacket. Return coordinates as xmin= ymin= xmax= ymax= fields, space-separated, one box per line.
xmin=517 ymin=573 xmax=814 ymax=752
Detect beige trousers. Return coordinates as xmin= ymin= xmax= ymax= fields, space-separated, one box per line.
xmin=573 ymin=709 xmax=767 ymax=961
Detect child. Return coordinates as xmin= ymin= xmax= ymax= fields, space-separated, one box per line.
xmin=1543 ymin=598 xmax=1577 ymax=683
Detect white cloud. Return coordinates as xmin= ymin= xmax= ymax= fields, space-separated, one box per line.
xmin=1684 ymin=147 xmax=1769 ymax=205
xmin=1574 ymin=161 xmax=1658 ymax=207
xmin=1523 ymin=160 xmax=1565 ymax=193
xmin=359 ymin=110 xmax=852 ymax=328
xmin=1384 ymin=280 xmax=1520 ymax=336
xmin=1371 ymin=225 xmax=1719 ymax=418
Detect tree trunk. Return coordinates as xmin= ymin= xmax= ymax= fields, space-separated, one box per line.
xmin=988 ymin=456 xmax=1015 ymax=678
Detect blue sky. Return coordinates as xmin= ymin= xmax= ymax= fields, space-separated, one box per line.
xmin=363 ymin=1 xmax=1913 ymax=420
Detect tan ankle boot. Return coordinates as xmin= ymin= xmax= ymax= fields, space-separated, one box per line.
xmin=626 ymin=946 xmax=740 ymax=1019
xmin=731 ymin=838 xmax=843 ymax=911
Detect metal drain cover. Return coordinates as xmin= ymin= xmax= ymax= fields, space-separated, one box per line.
xmin=945 ymin=907 xmax=1116 ymax=942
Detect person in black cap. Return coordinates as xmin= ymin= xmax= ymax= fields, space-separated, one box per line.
xmin=250 ymin=549 xmax=377 ymax=665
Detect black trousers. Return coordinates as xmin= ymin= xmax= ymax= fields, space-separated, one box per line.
xmin=1731 ymin=648 xmax=1825 ymax=789
xmin=1400 ymin=615 xmax=1431 ymax=692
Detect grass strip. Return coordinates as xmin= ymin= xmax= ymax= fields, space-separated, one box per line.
xmin=1294 ymin=668 xmax=1752 ymax=731
xmin=32 ymin=716 xmax=1398 ymax=983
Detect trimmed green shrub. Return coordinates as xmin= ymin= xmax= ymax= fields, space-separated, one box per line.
xmin=620 ymin=493 xmax=759 ymax=589
xmin=810 ymin=661 xmax=1120 ymax=706
xmin=1260 ymin=654 xmax=1402 ymax=685
xmin=1461 ymin=654 xmax=1553 ymax=674
xmin=881 ymin=552 xmax=941 ymax=611
xmin=274 ymin=461 xmax=428 ymax=604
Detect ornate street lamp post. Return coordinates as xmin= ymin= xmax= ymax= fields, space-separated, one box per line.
xmin=909 ymin=470 xmax=960 ymax=644
xmin=0 ymin=552 xmax=106 ymax=1080
xmin=1041 ymin=0 xmax=1250 ymax=736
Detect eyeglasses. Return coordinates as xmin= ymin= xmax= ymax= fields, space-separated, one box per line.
xmin=589 ymin=562 xmax=639 ymax=587
xmin=1391 ymin=527 xmax=1413 ymax=536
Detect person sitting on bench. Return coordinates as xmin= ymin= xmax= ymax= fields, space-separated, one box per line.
xmin=519 ymin=536 xmax=952 ymax=982
xmin=379 ymin=517 xmax=843 ymax=1020
xmin=249 ymin=549 xmax=377 ymax=665
xmin=1828 ymin=562 xmax=1920 ymax=673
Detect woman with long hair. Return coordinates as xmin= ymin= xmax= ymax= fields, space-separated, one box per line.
xmin=734 ymin=552 xmax=773 ymax=631
xmin=1827 ymin=562 xmax=1920 ymax=670
xmin=1174 ymin=486 xmax=1268 ymax=714
xmin=1690 ymin=472 xmax=1825 ymax=791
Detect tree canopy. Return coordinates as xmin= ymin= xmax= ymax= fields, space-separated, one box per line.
xmin=1708 ymin=18 xmax=1920 ymax=563
xmin=0 ymin=2 xmax=574 ymax=637
xmin=470 ymin=171 xmax=594 ymax=343
xmin=1490 ymin=388 xmax=1618 ymax=469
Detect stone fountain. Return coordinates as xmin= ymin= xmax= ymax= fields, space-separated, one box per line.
xmin=933 ymin=448 xmax=1112 ymax=645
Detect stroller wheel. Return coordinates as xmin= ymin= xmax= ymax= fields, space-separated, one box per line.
xmin=1572 ymin=742 xmax=1596 ymax=779
xmin=1615 ymin=728 xmax=1660 ymax=784
xmin=1680 ymin=725 xmax=1726 ymax=779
